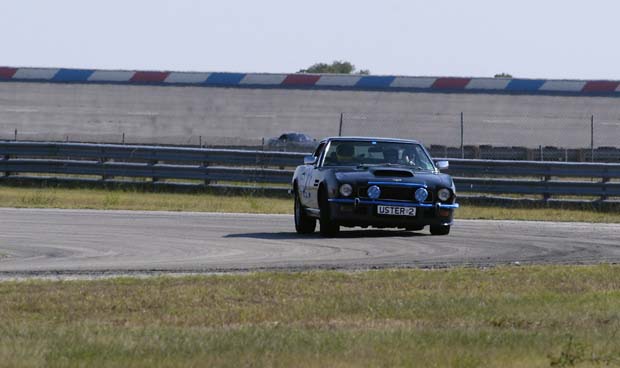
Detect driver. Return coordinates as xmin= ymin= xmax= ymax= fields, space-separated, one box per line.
xmin=402 ymin=148 xmax=417 ymax=166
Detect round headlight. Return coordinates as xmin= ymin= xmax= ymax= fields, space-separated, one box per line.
xmin=414 ymin=187 xmax=428 ymax=202
xmin=437 ymin=188 xmax=451 ymax=201
xmin=367 ymin=185 xmax=381 ymax=199
xmin=339 ymin=184 xmax=353 ymax=197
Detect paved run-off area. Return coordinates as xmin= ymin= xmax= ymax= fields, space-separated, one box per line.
xmin=0 ymin=208 xmax=619 ymax=277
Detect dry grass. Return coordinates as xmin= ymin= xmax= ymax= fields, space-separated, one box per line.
xmin=1 ymin=266 xmax=620 ymax=367
xmin=458 ymin=205 xmax=620 ymax=223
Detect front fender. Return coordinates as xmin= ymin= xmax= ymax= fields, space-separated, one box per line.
xmin=319 ymin=169 xmax=341 ymax=198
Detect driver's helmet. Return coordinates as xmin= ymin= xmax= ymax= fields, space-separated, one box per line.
xmin=336 ymin=143 xmax=354 ymax=161
xmin=383 ymin=148 xmax=399 ymax=163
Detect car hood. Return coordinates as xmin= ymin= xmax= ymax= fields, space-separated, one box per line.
xmin=333 ymin=166 xmax=452 ymax=188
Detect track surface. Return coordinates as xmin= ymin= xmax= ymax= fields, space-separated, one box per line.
xmin=1 ymin=208 xmax=619 ymax=277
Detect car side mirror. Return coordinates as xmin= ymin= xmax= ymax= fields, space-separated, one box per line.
xmin=435 ymin=160 xmax=449 ymax=170
xmin=304 ymin=155 xmax=318 ymax=165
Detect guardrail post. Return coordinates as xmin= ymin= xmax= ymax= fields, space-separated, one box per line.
xmin=601 ymin=170 xmax=610 ymax=201
xmin=100 ymin=157 xmax=111 ymax=181
xmin=2 ymin=154 xmax=10 ymax=177
xmin=202 ymin=159 xmax=210 ymax=186
xmin=542 ymin=167 xmax=551 ymax=201
xmin=150 ymin=160 xmax=159 ymax=182
xmin=541 ymin=165 xmax=551 ymax=202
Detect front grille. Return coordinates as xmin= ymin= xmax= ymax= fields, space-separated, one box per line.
xmin=358 ymin=185 xmax=434 ymax=202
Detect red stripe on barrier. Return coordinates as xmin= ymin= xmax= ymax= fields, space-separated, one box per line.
xmin=582 ymin=81 xmax=620 ymax=93
xmin=282 ymin=74 xmax=321 ymax=85
xmin=0 ymin=67 xmax=18 ymax=79
xmin=432 ymin=78 xmax=471 ymax=89
xmin=130 ymin=71 xmax=170 ymax=83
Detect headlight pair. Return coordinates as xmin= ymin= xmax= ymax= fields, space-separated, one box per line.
xmin=342 ymin=183 xmax=451 ymax=202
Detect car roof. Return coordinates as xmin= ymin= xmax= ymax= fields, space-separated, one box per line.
xmin=320 ymin=136 xmax=422 ymax=145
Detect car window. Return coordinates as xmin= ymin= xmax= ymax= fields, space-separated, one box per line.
xmin=313 ymin=142 xmax=326 ymax=158
xmin=322 ymin=140 xmax=434 ymax=170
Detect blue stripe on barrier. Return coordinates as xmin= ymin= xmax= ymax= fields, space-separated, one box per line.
xmin=205 ymin=73 xmax=245 ymax=85
xmin=52 ymin=69 xmax=95 ymax=82
xmin=355 ymin=76 xmax=396 ymax=88
xmin=506 ymin=79 xmax=546 ymax=91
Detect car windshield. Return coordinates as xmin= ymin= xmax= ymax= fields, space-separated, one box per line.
xmin=322 ymin=140 xmax=435 ymax=170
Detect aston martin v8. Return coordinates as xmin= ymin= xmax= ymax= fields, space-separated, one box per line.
xmin=291 ymin=137 xmax=459 ymax=236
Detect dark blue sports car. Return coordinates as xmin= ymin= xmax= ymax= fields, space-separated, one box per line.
xmin=292 ymin=137 xmax=459 ymax=236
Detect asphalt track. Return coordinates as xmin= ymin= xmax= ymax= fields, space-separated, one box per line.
xmin=0 ymin=208 xmax=619 ymax=278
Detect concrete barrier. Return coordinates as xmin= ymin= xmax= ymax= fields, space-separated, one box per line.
xmin=2 ymin=68 xmax=620 ymax=148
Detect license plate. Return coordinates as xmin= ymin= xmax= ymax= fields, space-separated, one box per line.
xmin=377 ymin=205 xmax=416 ymax=216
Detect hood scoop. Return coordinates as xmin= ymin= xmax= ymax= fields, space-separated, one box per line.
xmin=372 ymin=169 xmax=414 ymax=177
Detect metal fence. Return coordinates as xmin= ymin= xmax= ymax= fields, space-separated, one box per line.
xmin=1 ymin=141 xmax=619 ymax=205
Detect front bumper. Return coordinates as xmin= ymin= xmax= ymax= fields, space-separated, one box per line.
xmin=327 ymin=198 xmax=459 ymax=228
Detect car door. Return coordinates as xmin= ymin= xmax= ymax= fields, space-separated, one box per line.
xmin=305 ymin=142 xmax=328 ymax=209
xmin=300 ymin=142 xmax=326 ymax=208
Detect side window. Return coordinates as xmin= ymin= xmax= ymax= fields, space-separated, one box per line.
xmin=313 ymin=142 xmax=326 ymax=158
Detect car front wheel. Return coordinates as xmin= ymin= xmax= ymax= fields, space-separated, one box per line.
xmin=294 ymin=190 xmax=316 ymax=234
xmin=430 ymin=225 xmax=450 ymax=235
xmin=319 ymin=189 xmax=340 ymax=237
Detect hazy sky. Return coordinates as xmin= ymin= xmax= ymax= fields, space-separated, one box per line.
xmin=3 ymin=0 xmax=619 ymax=80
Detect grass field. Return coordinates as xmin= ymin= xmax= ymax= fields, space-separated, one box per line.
xmin=1 ymin=185 xmax=619 ymax=223
xmin=1 ymin=266 xmax=620 ymax=367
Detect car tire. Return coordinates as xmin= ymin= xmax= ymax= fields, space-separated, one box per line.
xmin=430 ymin=225 xmax=450 ymax=235
xmin=319 ymin=189 xmax=340 ymax=237
xmin=294 ymin=190 xmax=316 ymax=234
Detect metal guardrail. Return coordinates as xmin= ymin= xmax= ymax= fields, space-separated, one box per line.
xmin=428 ymin=145 xmax=620 ymax=162
xmin=1 ymin=142 xmax=619 ymax=204
xmin=443 ymin=159 xmax=620 ymax=201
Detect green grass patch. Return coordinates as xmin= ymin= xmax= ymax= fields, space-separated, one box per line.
xmin=0 ymin=186 xmax=291 ymax=214
xmin=2 ymin=266 xmax=620 ymax=366
xmin=2 ymin=185 xmax=620 ymax=223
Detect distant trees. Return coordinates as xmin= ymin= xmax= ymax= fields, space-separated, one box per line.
xmin=494 ymin=73 xmax=513 ymax=78
xmin=299 ymin=61 xmax=370 ymax=74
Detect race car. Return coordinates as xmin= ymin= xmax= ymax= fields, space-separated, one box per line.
xmin=291 ymin=136 xmax=459 ymax=236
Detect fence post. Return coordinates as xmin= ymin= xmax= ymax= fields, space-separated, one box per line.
xmin=338 ymin=113 xmax=343 ymax=137
xmin=460 ymin=112 xmax=464 ymax=159
xmin=539 ymin=145 xmax=543 ymax=161
xmin=14 ymin=129 xmax=17 ymax=141
xmin=590 ymin=115 xmax=594 ymax=162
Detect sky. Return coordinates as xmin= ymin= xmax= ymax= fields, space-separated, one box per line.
xmin=2 ymin=0 xmax=619 ymax=80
